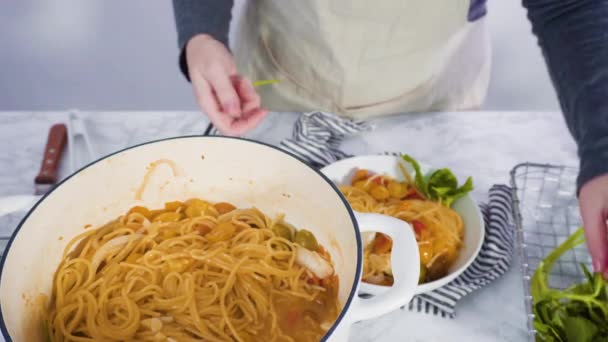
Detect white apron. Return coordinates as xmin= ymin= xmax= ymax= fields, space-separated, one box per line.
xmin=233 ymin=0 xmax=491 ymax=119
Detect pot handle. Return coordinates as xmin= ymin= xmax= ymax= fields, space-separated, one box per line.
xmin=348 ymin=212 xmax=420 ymax=322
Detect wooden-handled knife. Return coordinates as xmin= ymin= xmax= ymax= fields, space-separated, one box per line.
xmin=34 ymin=123 xmax=68 ymax=195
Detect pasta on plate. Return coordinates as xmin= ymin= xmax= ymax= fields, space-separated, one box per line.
xmin=341 ymin=163 xmax=467 ymax=286
xmin=44 ymin=199 xmax=339 ymax=342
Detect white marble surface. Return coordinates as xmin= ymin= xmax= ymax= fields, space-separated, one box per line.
xmin=0 ymin=110 xmax=578 ymax=341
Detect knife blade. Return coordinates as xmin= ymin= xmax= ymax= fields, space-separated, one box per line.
xmin=0 ymin=124 xmax=67 ymax=218
xmin=67 ymin=111 xmax=97 ymax=174
xmin=0 ymin=195 xmax=41 ymax=217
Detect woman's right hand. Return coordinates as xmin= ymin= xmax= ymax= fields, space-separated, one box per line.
xmin=579 ymin=174 xmax=608 ymax=278
xmin=185 ymin=34 xmax=268 ymax=136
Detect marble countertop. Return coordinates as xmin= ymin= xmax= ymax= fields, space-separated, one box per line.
xmin=0 ymin=110 xmax=578 ymax=341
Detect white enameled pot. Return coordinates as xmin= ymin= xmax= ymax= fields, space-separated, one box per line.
xmin=0 ymin=137 xmax=420 ymax=342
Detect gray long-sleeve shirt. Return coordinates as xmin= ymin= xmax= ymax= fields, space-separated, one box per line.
xmin=172 ymin=0 xmax=608 ymax=191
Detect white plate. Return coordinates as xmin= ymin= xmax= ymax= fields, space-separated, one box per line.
xmin=321 ymin=155 xmax=485 ymax=295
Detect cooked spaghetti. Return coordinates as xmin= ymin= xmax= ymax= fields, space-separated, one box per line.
xmin=341 ymin=168 xmax=465 ymax=286
xmin=44 ymin=199 xmax=339 ymax=342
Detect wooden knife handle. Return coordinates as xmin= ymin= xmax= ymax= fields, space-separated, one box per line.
xmin=35 ymin=123 xmax=68 ymax=184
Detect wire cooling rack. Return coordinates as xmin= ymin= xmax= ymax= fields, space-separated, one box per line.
xmin=510 ymin=163 xmax=590 ymax=340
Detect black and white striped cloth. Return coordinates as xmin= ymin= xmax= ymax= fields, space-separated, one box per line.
xmin=279 ymin=112 xmax=373 ymax=168
xmin=207 ymin=111 xmax=514 ymax=318
xmin=405 ymin=186 xmax=513 ymax=318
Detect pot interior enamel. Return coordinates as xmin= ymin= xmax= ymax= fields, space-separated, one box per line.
xmin=0 ymin=137 xmax=362 ymax=341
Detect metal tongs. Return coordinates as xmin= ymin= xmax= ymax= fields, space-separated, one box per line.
xmin=66 ymin=111 xmax=97 ymax=174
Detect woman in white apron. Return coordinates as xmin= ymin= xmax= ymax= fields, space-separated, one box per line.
xmin=174 ymin=0 xmax=489 ymax=135
xmin=174 ymin=1 xmax=608 ymax=289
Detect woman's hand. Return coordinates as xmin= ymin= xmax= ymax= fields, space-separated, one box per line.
xmin=579 ymin=174 xmax=608 ymax=277
xmin=185 ymin=34 xmax=267 ymax=136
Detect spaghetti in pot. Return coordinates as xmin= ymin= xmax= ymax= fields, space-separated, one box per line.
xmin=44 ymin=199 xmax=339 ymax=342
xmin=340 ymin=168 xmax=465 ymax=286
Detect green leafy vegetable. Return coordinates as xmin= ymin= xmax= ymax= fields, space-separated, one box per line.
xmin=401 ymin=154 xmax=473 ymax=207
xmin=252 ymin=79 xmax=281 ymax=87
xmin=531 ymin=227 xmax=608 ymax=342
xmin=402 ymin=154 xmax=429 ymax=197
xmin=563 ymin=316 xmax=598 ymax=342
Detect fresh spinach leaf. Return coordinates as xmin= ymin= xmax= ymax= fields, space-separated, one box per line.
xmin=427 ymin=168 xmax=457 ymax=200
xmin=531 ymin=228 xmax=608 ymax=342
xmin=401 ymin=154 xmax=429 ymax=197
xmin=444 ymin=176 xmax=474 ymax=207
xmin=563 ymin=316 xmax=597 ymax=342
xmin=401 ymin=154 xmax=473 ymax=206
xmin=531 ymin=228 xmax=586 ymax=303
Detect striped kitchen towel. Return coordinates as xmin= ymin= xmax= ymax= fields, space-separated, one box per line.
xmin=279 ymin=111 xmax=373 ymax=168
xmin=405 ymin=185 xmax=513 ymax=318
xmin=207 ymin=111 xmax=514 ymax=318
